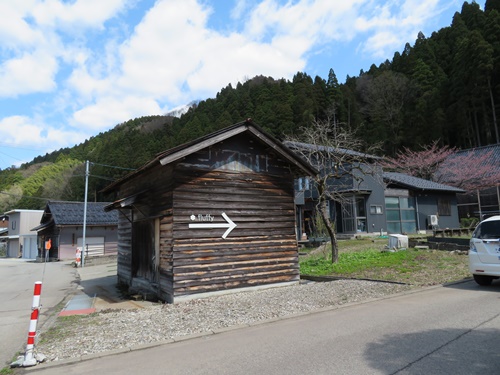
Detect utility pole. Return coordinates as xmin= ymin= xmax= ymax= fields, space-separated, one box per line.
xmin=82 ymin=160 xmax=89 ymax=267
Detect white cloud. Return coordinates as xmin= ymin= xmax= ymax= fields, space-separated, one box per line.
xmin=70 ymin=0 xmax=312 ymax=122
xmin=31 ymin=0 xmax=129 ymax=29
xmin=244 ymin=0 xmax=366 ymax=44
xmin=0 ymin=115 xmax=85 ymax=151
xmin=0 ymin=0 xmax=464 ymax=170
xmin=63 ymin=0 xmax=454 ymax=131
xmin=0 ymin=1 xmax=42 ymax=49
xmin=231 ymin=0 xmax=250 ymax=20
xmin=0 ymin=0 xmax=128 ymax=99
xmin=363 ymin=31 xmax=402 ymax=58
xmin=0 ymin=50 xmax=58 ymax=97
xmin=354 ymin=0 xmax=455 ymax=58
xmin=72 ymin=96 xmax=162 ymax=130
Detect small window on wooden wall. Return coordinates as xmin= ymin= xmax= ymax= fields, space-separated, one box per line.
xmin=438 ymin=198 xmax=451 ymax=216
xmin=370 ymin=205 xmax=383 ymax=214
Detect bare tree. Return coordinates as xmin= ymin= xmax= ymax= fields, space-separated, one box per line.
xmin=286 ymin=118 xmax=381 ymax=263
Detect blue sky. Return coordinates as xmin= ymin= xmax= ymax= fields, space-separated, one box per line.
xmin=0 ymin=0 xmax=468 ymax=170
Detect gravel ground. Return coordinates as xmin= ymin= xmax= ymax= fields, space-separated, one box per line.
xmin=37 ymin=279 xmax=413 ymax=363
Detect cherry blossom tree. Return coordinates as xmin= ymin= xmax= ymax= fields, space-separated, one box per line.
xmin=382 ymin=141 xmax=500 ymax=192
xmin=381 ymin=141 xmax=455 ymax=181
xmin=435 ymin=149 xmax=500 ymax=191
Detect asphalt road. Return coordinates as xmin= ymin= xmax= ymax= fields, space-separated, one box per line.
xmin=24 ymin=279 xmax=500 ymax=375
xmin=0 ymin=258 xmax=76 ymax=368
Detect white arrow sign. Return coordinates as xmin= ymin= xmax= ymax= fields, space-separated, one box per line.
xmin=188 ymin=212 xmax=237 ymax=239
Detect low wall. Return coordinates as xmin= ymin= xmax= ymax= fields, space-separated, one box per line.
xmin=411 ymin=237 xmax=470 ymax=251
xmin=433 ymin=228 xmax=473 ymax=237
xmin=80 ymin=254 xmax=117 ymax=266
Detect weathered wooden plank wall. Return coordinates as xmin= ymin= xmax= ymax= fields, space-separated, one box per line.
xmin=170 ymin=136 xmax=300 ymax=297
xmin=116 ymin=210 xmax=132 ymax=285
xmin=114 ymin=132 xmax=304 ymax=302
xmin=158 ymin=212 xmax=174 ymax=301
xmin=115 ymin=163 xmax=175 ymax=291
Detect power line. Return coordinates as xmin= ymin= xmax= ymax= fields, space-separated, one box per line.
xmin=0 ymin=143 xmax=45 ymax=152
xmin=90 ymin=161 xmax=135 ymax=171
xmin=0 ymin=159 xmax=135 ymax=205
xmin=0 ymin=190 xmax=55 ymax=202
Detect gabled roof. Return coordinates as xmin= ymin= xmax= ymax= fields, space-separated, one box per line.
xmin=440 ymin=144 xmax=500 ymax=183
xmin=383 ymin=172 xmax=465 ymax=193
xmin=284 ymin=141 xmax=382 ymax=161
xmin=453 ymin=144 xmax=500 ymax=167
xmin=102 ymin=119 xmax=318 ymax=193
xmin=37 ymin=201 xmax=118 ymax=229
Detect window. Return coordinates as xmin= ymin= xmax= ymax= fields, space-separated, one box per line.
xmin=298 ymin=177 xmax=310 ymax=191
xmin=385 ymin=196 xmax=416 ymax=234
xmin=472 ymin=220 xmax=500 ymax=239
xmin=342 ymin=195 xmax=367 ymax=233
xmin=437 ymin=197 xmax=451 ymax=216
xmin=370 ymin=205 xmax=383 ymax=215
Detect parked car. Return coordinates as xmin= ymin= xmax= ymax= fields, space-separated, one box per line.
xmin=469 ymin=215 xmax=500 ymax=286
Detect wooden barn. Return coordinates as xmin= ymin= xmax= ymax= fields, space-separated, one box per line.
xmin=103 ymin=120 xmax=316 ymax=303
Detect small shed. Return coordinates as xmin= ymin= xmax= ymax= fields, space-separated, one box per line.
xmin=103 ymin=120 xmax=317 ymax=303
xmin=33 ymin=201 xmax=118 ymax=260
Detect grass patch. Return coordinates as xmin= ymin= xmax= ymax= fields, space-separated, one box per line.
xmin=301 ymin=250 xmax=420 ymax=276
xmin=300 ymin=239 xmax=471 ymax=286
xmin=38 ymin=314 xmax=95 ymax=345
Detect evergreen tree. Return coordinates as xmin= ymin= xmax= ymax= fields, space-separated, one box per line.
xmin=486 ymin=0 xmax=500 ymax=12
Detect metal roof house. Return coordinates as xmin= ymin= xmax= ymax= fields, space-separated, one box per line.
xmin=33 ymin=201 xmax=118 ymax=261
xmin=102 ymin=120 xmax=317 ymax=303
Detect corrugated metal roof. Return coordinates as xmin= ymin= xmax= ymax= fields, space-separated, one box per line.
xmin=383 ymin=172 xmax=465 ymax=193
xmin=41 ymin=201 xmax=118 ymax=226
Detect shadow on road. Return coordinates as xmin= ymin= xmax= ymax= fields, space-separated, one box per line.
xmin=444 ymin=278 xmax=500 ymax=295
xmin=364 ymin=326 xmax=500 ymax=374
xmin=78 ymin=274 xmax=124 ymax=303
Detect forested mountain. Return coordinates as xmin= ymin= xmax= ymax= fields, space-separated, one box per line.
xmin=0 ymin=0 xmax=498 ymax=212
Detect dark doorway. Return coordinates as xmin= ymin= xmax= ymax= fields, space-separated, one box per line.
xmin=132 ymin=219 xmax=155 ymax=280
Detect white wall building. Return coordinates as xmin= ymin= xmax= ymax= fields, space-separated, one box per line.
xmin=2 ymin=209 xmax=43 ymax=259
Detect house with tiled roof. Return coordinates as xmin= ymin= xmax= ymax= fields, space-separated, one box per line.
xmin=441 ymin=144 xmax=500 ymax=219
xmin=288 ymin=142 xmax=465 ymax=237
xmin=383 ymin=172 xmax=464 ymax=233
xmin=33 ymin=201 xmax=118 ymax=260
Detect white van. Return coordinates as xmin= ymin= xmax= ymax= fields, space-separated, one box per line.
xmin=469 ymin=215 xmax=500 ymax=285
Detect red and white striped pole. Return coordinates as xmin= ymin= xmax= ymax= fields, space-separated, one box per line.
xmin=23 ymin=281 xmax=42 ymax=367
